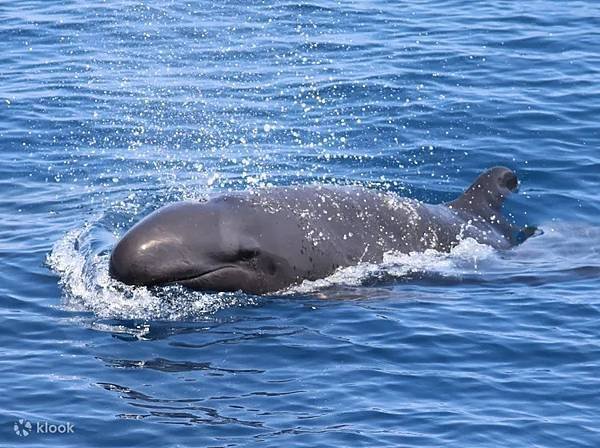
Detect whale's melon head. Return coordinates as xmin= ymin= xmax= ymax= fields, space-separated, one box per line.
xmin=109 ymin=199 xmax=295 ymax=294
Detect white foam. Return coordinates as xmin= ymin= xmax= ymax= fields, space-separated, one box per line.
xmin=47 ymin=227 xmax=254 ymax=320
xmin=286 ymin=238 xmax=496 ymax=294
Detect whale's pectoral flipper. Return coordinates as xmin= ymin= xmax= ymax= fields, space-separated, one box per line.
xmin=449 ymin=166 xmax=519 ymax=219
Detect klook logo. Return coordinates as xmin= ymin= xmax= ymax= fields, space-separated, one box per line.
xmin=13 ymin=419 xmax=74 ymax=437
xmin=13 ymin=419 xmax=32 ymax=437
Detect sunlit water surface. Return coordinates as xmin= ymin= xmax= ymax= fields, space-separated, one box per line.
xmin=2 ymin=1 xmax=600 ymax=446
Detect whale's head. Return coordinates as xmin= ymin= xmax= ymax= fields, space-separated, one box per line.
xmin=109 ymin=198 xmax=295 ymax=294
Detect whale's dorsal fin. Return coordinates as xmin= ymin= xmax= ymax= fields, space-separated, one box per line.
xmin=448 ymin=166 xmax=518 ymax=220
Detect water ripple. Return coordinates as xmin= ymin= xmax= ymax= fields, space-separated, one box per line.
xmin=2 ymin=0 xmax=600 ymax=446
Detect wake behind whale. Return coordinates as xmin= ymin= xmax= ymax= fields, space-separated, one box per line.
xmin=109 ymin=167 xmax=535 ymax=294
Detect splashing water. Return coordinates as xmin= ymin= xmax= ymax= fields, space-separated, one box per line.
xmin=47 ymin=226 xmax=256 ymax=320
xmin=288 ymin=238 xmax=496 ymax=294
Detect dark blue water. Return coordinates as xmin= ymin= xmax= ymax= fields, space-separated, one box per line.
xmin=2 ymin=1 xmax=600 ymax=446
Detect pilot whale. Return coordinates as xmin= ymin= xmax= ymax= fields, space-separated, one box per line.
xmin=109 ymin=166 xmax=532 ymax=294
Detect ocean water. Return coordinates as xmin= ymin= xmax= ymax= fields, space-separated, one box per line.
xmin=1 ymin=0 xmax=600 ymax=446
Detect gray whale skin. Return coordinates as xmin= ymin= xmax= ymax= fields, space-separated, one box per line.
xmin=109 ymin=167 xmax=532 ymax=294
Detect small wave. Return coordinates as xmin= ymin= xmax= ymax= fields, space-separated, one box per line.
xmin=47 ymin=226 xmax=255 ymax=320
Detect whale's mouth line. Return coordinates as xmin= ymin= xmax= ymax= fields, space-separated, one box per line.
xmin=166 ymin=266 xmax=238 ymax=285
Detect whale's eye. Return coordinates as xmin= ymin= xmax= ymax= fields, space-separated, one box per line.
xmin=238 ymin=247 xmax=260 ymax=261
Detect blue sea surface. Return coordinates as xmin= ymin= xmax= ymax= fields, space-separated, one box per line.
xmin=1 ymin=0 xmax=600 ymax=446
